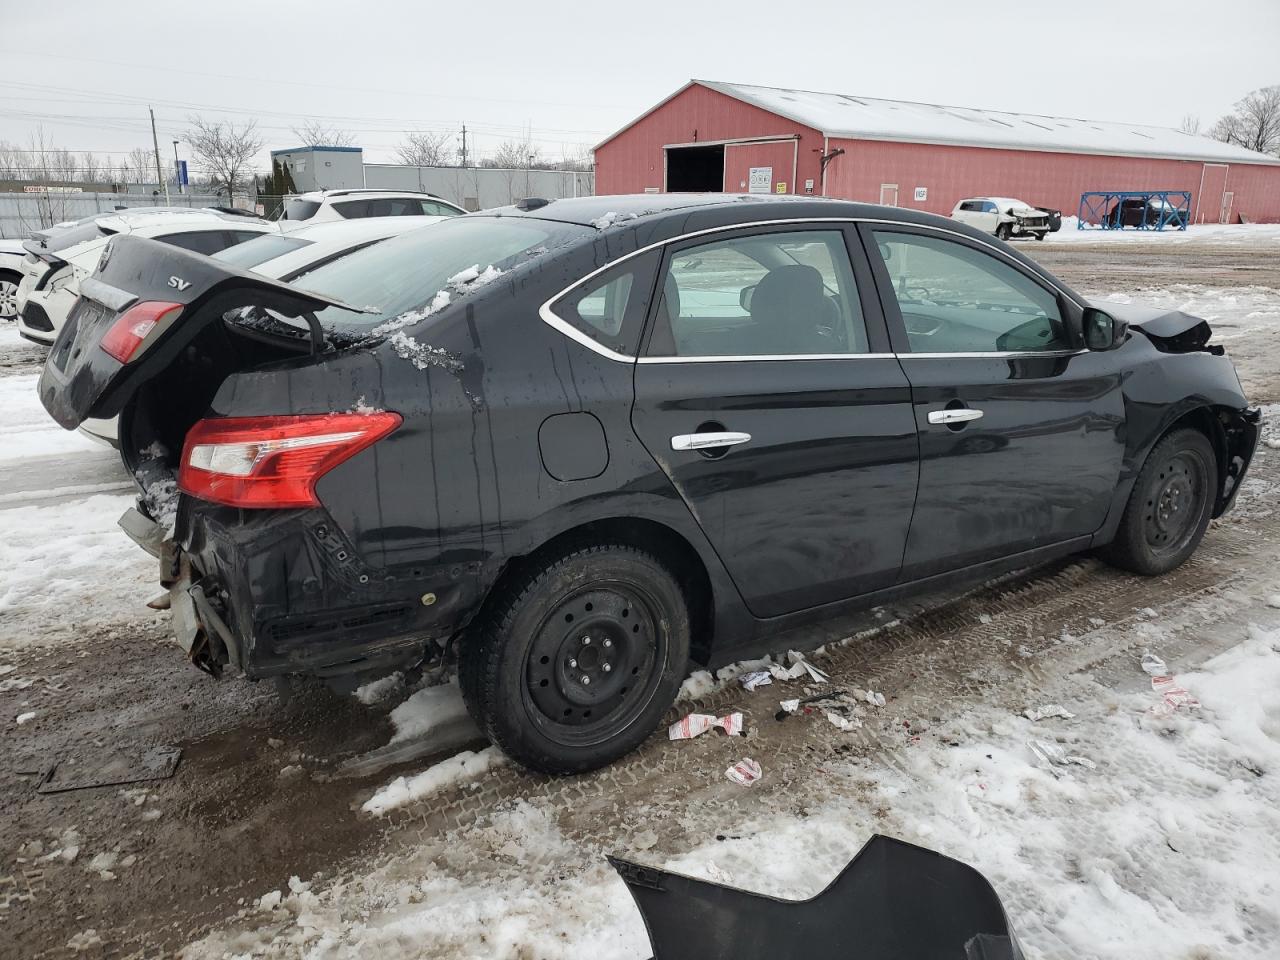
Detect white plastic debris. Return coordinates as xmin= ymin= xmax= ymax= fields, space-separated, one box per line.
xmin=1024 ymin=704 xmax=1076 ymax=722
xmin=863 ymin=690 xmax=887 ymax=708
xmin=779 ymin=699 xmax=801 ymax=714
xmin=739 ymin=670 xmax=773 ymax=692
xmin=15 ymin=711 xmax=36 ymax=725
xmin=769 ymin=651 xmax=829 ymax=683
xmin=725 ymin=758 xmax=762 ymax=786
xmin=1140 ymin=653 xmax=1168 ymax=677
xmin=825 ymin=710 xmax=861 ymax=732
xmin=1029 ymin=739 xmax=1097 ymax=770
xmin=669 ymin=712 xmax=744 ymax=740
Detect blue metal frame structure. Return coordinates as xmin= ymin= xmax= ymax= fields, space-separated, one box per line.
xmin=1077 ymin=191 xmax=1192 ymax=231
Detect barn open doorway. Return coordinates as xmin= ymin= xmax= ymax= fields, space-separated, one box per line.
xmin=666 ymin=145 xmax=724 ymax=192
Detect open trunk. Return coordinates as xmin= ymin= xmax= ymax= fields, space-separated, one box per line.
xmin=38 ymin=234 xmax=367 ymax=493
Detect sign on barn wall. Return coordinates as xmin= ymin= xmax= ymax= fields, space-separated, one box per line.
xmin=748 ymin=167 xmax=772 ymax=193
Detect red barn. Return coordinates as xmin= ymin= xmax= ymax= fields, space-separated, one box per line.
xmin=594 ymin=80 xmax=1280 ymax=224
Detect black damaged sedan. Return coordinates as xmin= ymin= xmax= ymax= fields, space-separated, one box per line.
xmin=39 ymin=194 xmax=1259 ymax=774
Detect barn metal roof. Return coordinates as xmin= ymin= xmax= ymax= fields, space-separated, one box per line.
xmin=600 ymin=80 xmax=1280 ymax=166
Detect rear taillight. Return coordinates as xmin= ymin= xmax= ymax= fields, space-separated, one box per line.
xmin=100 ymin=301 xmax=183 ymax=363
xmin=178 ymin=412 xmax=402 ymax=509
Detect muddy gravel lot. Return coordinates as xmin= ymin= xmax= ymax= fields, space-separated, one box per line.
xmin=2 ymin=237 xmax=1279 ymax=959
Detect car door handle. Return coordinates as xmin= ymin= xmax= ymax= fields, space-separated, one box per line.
xmin=670 ymin=431 xmax=752 ymax=451
xmin=928 ymin=408 xmax=984 ymax=425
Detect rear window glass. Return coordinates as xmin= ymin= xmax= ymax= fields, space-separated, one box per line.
xmin=156 ymin=231 xmax=234 ymax=256
xmin=280 ymin=198 xmax=321 ymax=221
xmin=214 ymin=234 xmax=312 ymax=269
xmin=332 ymin=200 xmax=370 ymax=219
xmin=290 ymin=216 xmax=591 ymax=333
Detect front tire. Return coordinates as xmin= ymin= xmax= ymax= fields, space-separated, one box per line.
xmin=995 ymin=223 xmax=1012 ymax=241
xmin=460 ymin=543 xmax=690 ymax=774
xmin=1100 ymin=428 xmax=1216 ymax=576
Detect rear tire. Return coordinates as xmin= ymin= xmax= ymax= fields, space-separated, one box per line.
xmin=0 ymin=270 xmax=20 ymax=322
xmin=1100 ymin=428 xmax=1216 ymax=576
xmin=459 ymin=543 xmax=690 ymax=774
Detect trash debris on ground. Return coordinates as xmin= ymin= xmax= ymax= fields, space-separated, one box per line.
xmin=769 ymin=651 xmax=830 ymax=684
xmin=16 ymin=711 xmax=36 ymax=725
xmin=825 ymin=710 xmax=861 ymax=732
xmin=775 ymin=690 xmax=847 ymax=721
xmin=1150 ymin=675 xmax=1201 ymax=716
xmin=862 ymin=689 xmax=887 ymax=708
xmin=36 ymin=745 xmax=182 ymax=794
xmin=738 ymin=670 xmax=773 ymax=692
xmin=1023 ymin=704 xmax=1076 ymax=722
xmin=1140 ymin=653 xmax=1168 ymax=676
xmin=669 ymin=712 xmax=744 ymax=740
xmin=1029 ymin=739 xmax=1097 ymax=771
xmin=724 ymin=758 xmax=762 ymax=786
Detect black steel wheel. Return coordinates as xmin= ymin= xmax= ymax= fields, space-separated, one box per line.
xmin=995 ymin=223 xmax=1012 ymax=241
xmin=1100 ymin=428 xmax=1216 ymax=576
xmin=460 ymin=543 xmax=689 ymax=774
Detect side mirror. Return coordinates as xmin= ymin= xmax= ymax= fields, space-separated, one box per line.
xmin=1083 ymin=307 xmax=1127 ymax=350
xmin=739 ymin=284 xmax=756 ymax=313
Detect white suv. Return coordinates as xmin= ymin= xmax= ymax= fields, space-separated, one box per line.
xmin=16 ymin=210 xmax=276 ymax=345
xmin=277 ymin=189 xmax=465 ymax=225
xmin=951 ymin=197 xmax=1051 ymax=241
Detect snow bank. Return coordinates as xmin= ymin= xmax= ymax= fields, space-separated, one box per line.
xmin=362 ymin=746 xmax=507 ymax=815
xmin=0 ymin=374 xmax=103 ymax=463
xmin=1045 ymin=220 xmax=1280 ymax=244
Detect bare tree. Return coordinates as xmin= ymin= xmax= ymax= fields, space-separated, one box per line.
xmin=80 ymin=152 xmax=103 ymax=183
xmin=484 ymin=138 xmax=542 ymax=169
xmin=1210 ymin=85 xmax=1280 ymax=156
xmin=396 ymin=131 xmax=454 ymax=167
xmin=49 ymin=148 xmax=79 ymax=183
xmin=125 ymin=147 xmax=155 ymax=184
xmin=185 ymin=116 xmax=264 ymax=199
xmin=291 ymin=119 xmax=356 ymax=148
xmin=0 ymin=141 xmax=22 ymax=180
xmin=1178 ymin=114 xmax=1201 ymax=136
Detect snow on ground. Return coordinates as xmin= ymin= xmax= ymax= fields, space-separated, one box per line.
xmin=1046 ymin=219 xmax=1280 ymax=244
xmin=1091 ymin=285 xmax=1280 ymax=346
xmin=0 ymin=492 xmax=158 ymax=650
xmin=185 ymin=595 xmax=1280 ymax=959
xmin=0 ymin=373 xmax=105 ymax=462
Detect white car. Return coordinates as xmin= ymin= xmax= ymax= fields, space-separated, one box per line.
xmin=276 ymin=189 xmax=465 ymax=226
xmin=0 ymin=237 xmax=25 ymax=321
xmin=78 ymin=215 xmax=445 ymax=447
xmin=950 ymin=197 xmax=1051 ymax=241
xmin=16 ymin=210 xmax=276 ymax=345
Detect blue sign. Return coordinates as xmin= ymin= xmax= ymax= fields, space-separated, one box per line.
xmin=176 ymin=160 xmax=188 ymax=187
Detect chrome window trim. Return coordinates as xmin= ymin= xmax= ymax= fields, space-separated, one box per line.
xmin=536 ymin=216 xmax=1085 ymax=364
xmin=637 ymin=352 xmax=897 ymax=364
xmin=903 ymin=349 xmax=1086 ymax=360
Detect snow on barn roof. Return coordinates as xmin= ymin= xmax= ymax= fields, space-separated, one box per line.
xmin=601 ymin=80 xmax=1280 ymax=166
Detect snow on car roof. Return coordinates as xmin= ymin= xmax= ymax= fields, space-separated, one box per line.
xmin=607 ymin=80 xmax=1280 ymax=166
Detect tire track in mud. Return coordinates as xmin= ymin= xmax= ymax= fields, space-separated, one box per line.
xmin=376 ymin=459 xmax=1280 ymax=858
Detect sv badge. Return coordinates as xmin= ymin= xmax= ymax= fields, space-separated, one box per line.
xmin=168 ymin=276 xmax=192 ymax=291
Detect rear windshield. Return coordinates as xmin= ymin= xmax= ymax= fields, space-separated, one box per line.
xmin=280 ymin=198 xmax=322 ymax=221
xmin=289 ymin=216 xmax=592 ymax=333
xmin=213 ymin=233 xmax=312 ymax=269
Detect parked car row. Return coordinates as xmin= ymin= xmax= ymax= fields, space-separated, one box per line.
xmin=35 ymin=191 xmax=1259 ymax=775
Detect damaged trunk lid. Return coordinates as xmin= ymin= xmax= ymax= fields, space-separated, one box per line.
xmin=38 ymin=234 xmax=365 ymax=431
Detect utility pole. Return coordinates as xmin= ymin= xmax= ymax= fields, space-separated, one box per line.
xmin=172 ymin=140 xmax=182 ymax=195
xmin=459 ymin=124 xmax=468 ymax=168
xmin=149 ymin=107 xmax=170 ymax=203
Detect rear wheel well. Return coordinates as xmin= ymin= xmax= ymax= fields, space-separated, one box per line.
xmin=476 ymin=518 xmax=715 ymax=662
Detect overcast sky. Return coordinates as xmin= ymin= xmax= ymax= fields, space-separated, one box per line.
xmin=4 ymin=0 xmax=1278 ymax=176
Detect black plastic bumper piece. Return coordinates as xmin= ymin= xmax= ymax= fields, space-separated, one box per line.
xmin=614 ymin=834 xmax=1023 ymax=960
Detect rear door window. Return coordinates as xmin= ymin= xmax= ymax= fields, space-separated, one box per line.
xmin=871 ymin=230 xmax=1070 ymax=353
xmin=420 ymin=200 xmax=462 ymax=216
xmin=366 ymin=198 xmax=421 ymax=217
xmin=647 ymin=230 xmax=869 ymax=357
